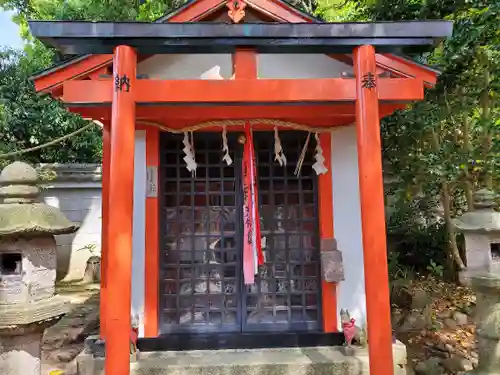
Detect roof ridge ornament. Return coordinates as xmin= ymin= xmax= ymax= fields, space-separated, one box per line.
xmin=227 ymin=0 xmax=247 ymax=23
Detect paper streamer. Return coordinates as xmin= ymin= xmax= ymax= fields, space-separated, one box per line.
xmin=274 ymin=126 xmax=287 ymax=166
xmin=182 ymin=131 xmax=197 ymax=174
xmin=312 ymin=132 xmax=328 ymax=175
xmin=222 ymin=125 xmax=233 ymax=165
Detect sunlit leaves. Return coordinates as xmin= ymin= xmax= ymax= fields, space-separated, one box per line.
xmin=0 ymin=0 xmax=190 ymax=165
xmin=0 ymin=48 xmax=102 ymax=166
xmin=314 ymin=0 xmax=499 ymax=270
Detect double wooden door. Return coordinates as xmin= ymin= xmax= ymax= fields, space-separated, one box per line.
xmin=159 ymin=130 xmax=322 ymax=334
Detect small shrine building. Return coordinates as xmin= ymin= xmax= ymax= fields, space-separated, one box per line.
xmin=28 ymin=1 xmax=452 ymax=375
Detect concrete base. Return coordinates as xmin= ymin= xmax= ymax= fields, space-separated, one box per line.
xmin=77 ymin=342 xmax=407 ymax=375
xmin=0 ymin=332 xmax=43 ymax=375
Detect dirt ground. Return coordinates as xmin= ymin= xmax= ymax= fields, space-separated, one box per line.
xmin=41 ymin=290 xmax=100 ymax=375
xmin=392 ymin=277 xmax=478 ymax=374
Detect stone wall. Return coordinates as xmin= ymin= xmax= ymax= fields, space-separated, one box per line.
xmin=37 ymin=164 xmax=102 ymax=282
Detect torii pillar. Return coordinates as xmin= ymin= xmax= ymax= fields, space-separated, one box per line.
xmin=354 ymin=44 xmax=394 ymax=375
xmin=105 ymin=45 xmax=137 ymax=375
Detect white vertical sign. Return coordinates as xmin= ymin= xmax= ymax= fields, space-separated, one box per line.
xmin=146 ymin=166 xmax=158 ymax=198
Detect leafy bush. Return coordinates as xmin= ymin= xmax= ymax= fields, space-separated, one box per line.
xmin=386 ymin=193 xmax=449 ymax=279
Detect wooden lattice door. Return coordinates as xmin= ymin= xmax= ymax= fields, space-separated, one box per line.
xmin=159 ymin=131 xmax=321 ymax=334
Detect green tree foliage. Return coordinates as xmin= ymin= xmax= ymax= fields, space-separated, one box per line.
xmin=376 ymin=1 xmax=499 ymax=275
xmin=0 ymin=0 xmax=185 ymax=164
xmin=316 ymin=0 xmax=499 ymax=276
xmin=0 ymin=48 xmax=102 ymax=166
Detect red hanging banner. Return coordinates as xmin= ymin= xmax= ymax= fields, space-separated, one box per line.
xmin=242 ymin=130 xmax=255 ymax=284
xmin=246 ymin=124 xmax=264 ymax=266
xmin=242 ymin=122 xmax=264 ymax=285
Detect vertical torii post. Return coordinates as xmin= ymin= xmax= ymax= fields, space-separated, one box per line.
xmin=101 ymin=120 xmax=111 ymax=339
xmin=354 ymin=44 xmax=394 ymax=375
xmin=105 ymin=45 xmax=137 ymax=375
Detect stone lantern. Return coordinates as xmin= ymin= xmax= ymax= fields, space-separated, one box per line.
xmin=454 ymin=189 xmax=500 ymax=375
xmin=0 ymin=161 xmax=79 ymax=375
xmin=453 ymin=189 xmax=500 ymax=276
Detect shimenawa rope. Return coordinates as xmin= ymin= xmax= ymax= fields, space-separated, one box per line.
xmin=0 ymin=119 xmax=333 ymax=158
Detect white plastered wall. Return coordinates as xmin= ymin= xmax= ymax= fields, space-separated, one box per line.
xmin=331 ymin=125 xmax=367 ymax=329
xmin=257 ymin=54 xmax=352 ymax=78
xmin=137 ymin=53 xmax=353 ymax=79
xmin=41 ymin=185 xmax=102 ymax=281
xmin=132 ymin=130 xmax=146 ymax=338
xmin=138 ymin=54 xmax=233 ymax=79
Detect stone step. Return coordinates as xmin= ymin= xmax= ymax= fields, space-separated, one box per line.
xmin=77 ymin=343 xmax=407 ymax=375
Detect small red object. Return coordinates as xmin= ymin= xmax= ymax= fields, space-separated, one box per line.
xmin=130 ymin=327 xmax=138 ymax=347
xmin=342 ymin=318 xmax=357 ymax=346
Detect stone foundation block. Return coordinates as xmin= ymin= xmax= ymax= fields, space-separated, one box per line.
xmin=77 ymin=341 xmax=407 ymax=375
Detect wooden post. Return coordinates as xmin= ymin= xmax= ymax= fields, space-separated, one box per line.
xmin=144 ymin=127 xmax=160 ymax=337
xmin=232 ymin=48 xmax=257 ymax=79
xmin=353 ymin=45 xmax=394 ymax=375
xmin=105 ymin=45 xmax=137 ymax=375
xmin=317 ymin=133 xmax=338 ymax=332
xmin=100 ymin=120 xmax=111 ymax=338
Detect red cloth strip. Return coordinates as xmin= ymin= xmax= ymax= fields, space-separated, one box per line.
xmin=242 ymin=132 xmax=255 ymax=284
xmin=246 ymin=123 xmax=264 ymax=266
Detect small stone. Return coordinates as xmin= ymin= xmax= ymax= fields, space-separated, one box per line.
xmin=470 ymin=351 xmax=478 ymax=359
xmin=425 ymin=344 xmax=449 ymax=359
xmin=443 ymin=355 xmax=474 ymax=372
xmin=432 ymin=320 xmax=444 ymax=330
xmin=55 ymin=351 xmax=72 ymax=362
xmin=55 ymin=347 xmax=81 ymax=362
xmin=471 ymin=356 xmax=479 ymax=367
xmin=453 ymin=311 xmax=468 ymax=326
xmin=415 ymin=357 xmax=442 ymax=375
xmin=415 ymin=362 xmax=427 ymax=374
xmin=70 ymin=318 xmax=85 ymax=328
xmin=412 ymin=289 xmax=430 ymax=309
xmin=68 ymin=331 xmax=84 ymax=343
xmin=444 ymin=318 xmax=458 ymax=330
xmin=437 ymin=310 xmax=451 ymax=320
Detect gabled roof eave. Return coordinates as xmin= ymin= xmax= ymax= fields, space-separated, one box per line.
xmin=30 ymin=0 xmax=444 ymax=90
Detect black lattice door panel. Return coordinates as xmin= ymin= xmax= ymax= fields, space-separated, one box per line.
xmin=243 ymin=132 xmax=321 ymax=332
xmin=160 ymin=133 xmax=241 ymax=334
xmin=159 ymin=131 xmax=321 ymax=334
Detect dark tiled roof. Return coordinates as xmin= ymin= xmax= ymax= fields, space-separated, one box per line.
xmin=30 ymin=0 xmax=440 ymax=79
xmin=30 ymin=54 xmax=90 ymax=80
